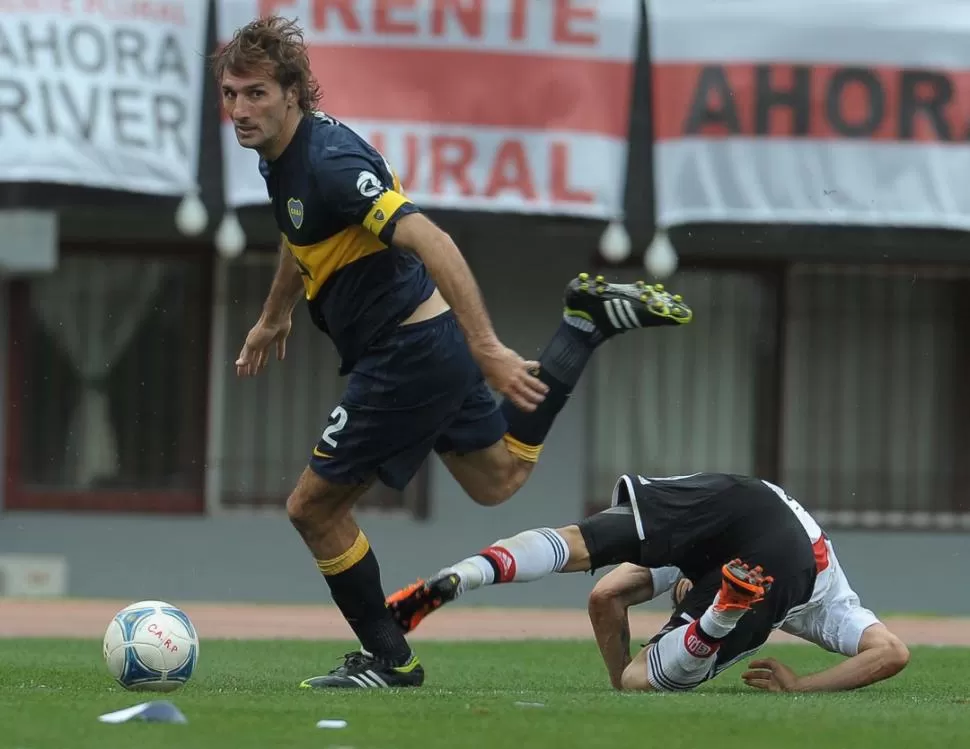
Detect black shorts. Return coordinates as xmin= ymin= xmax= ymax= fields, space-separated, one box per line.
xmin=308 ymin=311 xmax=506 ymax=490
xmin=576 ymin=505 xmax=645 ymax=571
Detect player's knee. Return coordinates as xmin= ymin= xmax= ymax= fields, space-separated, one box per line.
xmin=286 ymin=489 xmax=321 ymax=532
xmin=285 ymin=474 xmax=345 ymax=532
xmin=619 ymin=658 xmax=651 ymax=692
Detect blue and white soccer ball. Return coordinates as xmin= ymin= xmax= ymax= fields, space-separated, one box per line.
xmin=102 ymin=600 xmax=199 ymax=692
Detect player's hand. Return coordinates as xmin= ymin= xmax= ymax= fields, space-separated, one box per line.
xmin=672 ymin=576 xmax=693 ymax=607
xmin=742 ymin=657 xmax=801 ymax=692
xmin=236 ymin=316 xmax=292 ymax=377
xmin=475 ymin=341 xmax=548 ymax=412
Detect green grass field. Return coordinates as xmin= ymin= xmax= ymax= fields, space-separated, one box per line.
xmin=2 ymin=639 xmax=968 ymax=749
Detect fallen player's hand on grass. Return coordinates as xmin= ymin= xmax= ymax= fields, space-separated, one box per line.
xmin=741 ymin=657 xmax=801 ymax=692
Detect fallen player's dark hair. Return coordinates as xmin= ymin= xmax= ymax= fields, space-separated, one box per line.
xmin=211 ymin=15 xmax=322 ymax=114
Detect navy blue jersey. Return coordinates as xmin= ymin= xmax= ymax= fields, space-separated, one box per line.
xmin=259 ymin=112 xmax=435 ymax=373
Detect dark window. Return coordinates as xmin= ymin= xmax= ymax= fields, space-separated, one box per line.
xmin=4 ymin=249 xmax=209 ymax=513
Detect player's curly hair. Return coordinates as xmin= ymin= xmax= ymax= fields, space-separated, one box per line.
xmin=211 ymin=15 xmax=321 ymax=114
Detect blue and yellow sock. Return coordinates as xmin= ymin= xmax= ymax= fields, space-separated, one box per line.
xmin=501 ymin=319 xmax=598 ymax=461
xmin=317 ymin=531 xmax=413 ymax=666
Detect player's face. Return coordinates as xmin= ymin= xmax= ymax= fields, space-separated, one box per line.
xmin=221 ymin=69 xmax=295 ymax=155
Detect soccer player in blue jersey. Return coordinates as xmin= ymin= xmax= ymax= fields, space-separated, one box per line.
xmin=213 ymin=15 xmax=692 ymax=689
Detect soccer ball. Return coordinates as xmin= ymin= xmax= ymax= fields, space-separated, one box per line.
xmin=102 ymin=600 xmax=199 ymax=692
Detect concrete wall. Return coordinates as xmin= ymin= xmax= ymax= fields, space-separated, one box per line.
xmin=2 ymin=232 xmax=969 ymax=614
xmin=2 ymin=508 xmax=968 ymax=615
xmin=0 ymin=280 xmax=6 ymax=511
xmin=3 ymin=498 xmax=969 ymax=614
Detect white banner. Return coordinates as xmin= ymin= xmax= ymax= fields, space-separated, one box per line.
xmin=649 ymin=0 xmax=970 ymax=229
xmin=218 ymin=0 xmax=640 ymax=218
xmin=0 ymin=1 xmax=209 ymax=195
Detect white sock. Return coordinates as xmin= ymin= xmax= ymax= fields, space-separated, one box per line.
xmin=647 ymin=621 xmax=720 ymax=691
xmin=698 ymin=593 xmax=748 ymax=639
xmin=445 ymin=528 xmax=570 ymax=591
xmin=446 ymin=556 xmax=494 ymax=591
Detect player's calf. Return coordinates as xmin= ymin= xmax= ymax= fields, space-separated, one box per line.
xmin=624 ymin=619 xmax=726 ymax=692
xmin=494 ymin=274 xmax=693 ymax=481
xmin=439 ymin=444 xmax=534 ymax=508
xmin=623 ymin=559 xmax=772 ymax=692
xmin=626 ymin=621 xmax=719 ymax=692
xmin=388 ymin=505 xmax=643 ymax=633
xmin=286 ymin=469 xmax=417 ymax=679
xmin=388 ymin=525 xmax=587 ymax=632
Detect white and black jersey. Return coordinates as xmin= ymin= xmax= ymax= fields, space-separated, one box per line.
xmin=608 ymin=472 xmax=817 ymax=584
xmin=577 ymin=471 xmax=821 ymax=672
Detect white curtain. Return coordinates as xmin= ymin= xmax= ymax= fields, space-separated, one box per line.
xmin=30 ymin=256 xmax=167 ymax=488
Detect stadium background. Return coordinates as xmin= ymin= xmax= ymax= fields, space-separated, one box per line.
xmin=1 ymin=1 xmax=968 ymax=618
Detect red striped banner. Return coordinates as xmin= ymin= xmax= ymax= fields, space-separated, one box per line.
xmin=218 ymin=0 xmax=640 ymax=217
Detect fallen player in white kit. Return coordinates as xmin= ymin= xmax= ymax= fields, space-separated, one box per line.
xmin=592 ymin=477 xmax=910 ymax=692
xmin=595 ymin=547 xmax=909 ymax=693
xmin=388 ymin=472 xmax=910 ymax=692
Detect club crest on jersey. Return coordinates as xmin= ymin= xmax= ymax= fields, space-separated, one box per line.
xmin=287 ymin=198 xmax=304 ymax=229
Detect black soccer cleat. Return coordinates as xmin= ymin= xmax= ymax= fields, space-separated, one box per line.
xmin=386 ymin=573 xmax=463 ymax=633
xmin=299 ymin=650 xmax=424 ymax=689
xmin=563 ymin=273 xmax=692 ymax=339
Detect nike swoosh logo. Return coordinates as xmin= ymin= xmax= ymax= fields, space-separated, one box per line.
xmin=313 ymin=448 xmax=333 ymax=459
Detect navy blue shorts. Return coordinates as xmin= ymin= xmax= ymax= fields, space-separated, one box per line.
xmin=309 ymin=310 xmax=507 ymax=490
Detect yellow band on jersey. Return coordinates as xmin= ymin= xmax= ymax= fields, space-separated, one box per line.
xmin=363 ymin=190 xmax=411 ymax=238
xmin=285 ymin=227 xmax=385 ymax=300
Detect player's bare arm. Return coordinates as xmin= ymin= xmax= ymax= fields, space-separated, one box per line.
xmin=391 ymin=212 xmax=549 ymax=413
xmin=236 ymin=240 xmax=304 ymax=377
xmin=262 ymin=240 xmax=305 ymax=322
xmin=742 ymin=623 xmax=909 ymax=693
xmin=587 ymin=564 xmax=656 ymax=689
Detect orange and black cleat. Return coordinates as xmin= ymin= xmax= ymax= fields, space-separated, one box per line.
xmin=714 ymin=559 xmax=773 ymax=612
xmin=386 ymin=573 xmax=463 ymax=633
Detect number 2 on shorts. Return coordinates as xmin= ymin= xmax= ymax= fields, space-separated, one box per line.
xmin=321 ymin=406 xmax=348 ymax=448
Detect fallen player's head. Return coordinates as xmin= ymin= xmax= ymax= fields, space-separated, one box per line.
xmin=212 ymin=15 xmax=321 ymax=151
